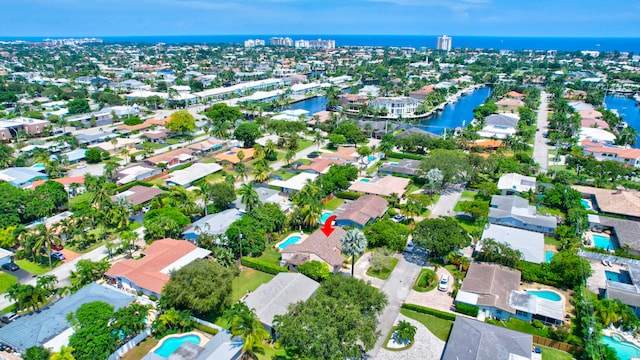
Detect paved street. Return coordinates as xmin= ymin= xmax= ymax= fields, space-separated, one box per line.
xmin=428 ymin=189 xmax=462 ymax=218
xmin=533 ymin=91 xmax=550 ymax=173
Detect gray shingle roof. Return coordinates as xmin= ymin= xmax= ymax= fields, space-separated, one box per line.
xmin=485 ymin=114 xmax=519 ymax=128
xmin=442 ymin=317 xmax=532 ymax=360
xmin=480 ymin=224 xmax=545 ymax=264
xmin=591 ymin=215 xmax=640 ymax=251
xmin=489 ymin=195 xmax=557 ymax=230
xmin=0 ymin=283 xmax=133 ymax=353
xmin=458 ymin=262 xmax=521 ymax=314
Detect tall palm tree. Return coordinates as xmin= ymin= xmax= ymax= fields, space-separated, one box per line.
xmin=36 ymin=274 xmax=58 ymax=295
xmin=264 ymin=140 xmax=277 ymax=160
xmin=119 ymin=147 xmax=131 ymax=164
xmin=223 ymin=303 xmax=269 ymax=360
xmin=33 ymin=224 xmax=62 ymax=268
xmin=341 ymin=229 xmax=368 ymax=276
xmin=234 ymin=163 xmax=249 ymax=184
xmin=119 ymin=230 xmax=138 ymax=258
xmin=90 ymin=185 xmax=113 ymax=241
xmin=252 ymin=161 xmax=272 ymax=183
xmin=239 ymin=183 xmax=260 ymax=213
xmin=284 ymin=150 xmax=296 ymax=167
xmin=103 ymin=160 xmax=120 ymax=181
xmin=111 ymin=197 xmax=133 ymax=231
xmin=313 ymin=131 xmax=324 ymax=151
xmin=198 ymin=181 xmax=215 ymax=216
xmin=300 ymin=203 xmax=322 ymax=230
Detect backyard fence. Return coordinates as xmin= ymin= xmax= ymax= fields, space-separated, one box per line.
xmin=533 ymin=335 xmax=583 ymax=354
xmin=108 ymin=328 xmax=152 ymax=360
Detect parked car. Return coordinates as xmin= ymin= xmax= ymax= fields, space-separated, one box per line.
xmin=50 ymin=252 xmax=66 ymax=261
xmin=392 ymin=214 xmax=405 ymax=223
xmin=307 ymin=151 xmax=320 ymax=158
xmin=438 ymin=274 xmax=450 ymax=292
xmin=77 ymin=163 xmax=87 ymax=169
xmin=1 ymin=312 xmax=18 ymax=323
xmin=1 ymin=262 xmax=19 ymax=272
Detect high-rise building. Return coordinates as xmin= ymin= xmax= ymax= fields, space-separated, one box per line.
xmin=269 ymin=37 xmax=293 ymax=46
xmin=294 ymin=38 xmax=335 ymax=49
xmin=244 ymin=39 xmax=265 ymax=48
xmin=437 ymin=35 xmax=452 ymax=51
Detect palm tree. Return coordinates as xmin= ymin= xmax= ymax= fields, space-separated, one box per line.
xmin=596 ymin=299 xmax=622 ymax=327
xmin=252 ymin=161 xmax=272 ymax=183
xmin=103 ymin=160 xmax=120 ymax=181
xmin=264 ymin=140 xmax=277 ymax=160
xmin=51 ymin=346 xmax=75 ymax=360
xmin=198 ymin=181 xmax=215 ymax=216
xmin=120 ymin=147 xmax=131 ymax=164
xmin=403 ymin=200 xmax=422 ymax=222
xmin=394 ymin=320 xmax=417 ymax=345
xmin=313 ymin=131 xmax=324 ymax=150
xmin=110 ymin=138 xmax=118 ymax=152
xmin=36 ymin=274 xmax=58 ymax=295
xmin=90 ymin=185 xmax=113 ymax=241
xmin=234 ymin=163 xmax=249 ymax=184
xmin=341 ymin=229 xmax=368 ymax=276
xmin=223 ymin=303 xmax=269 ymax=360
xmin=119 ymin=230 xmax=138 ymax=258
xmin=239 ymin=183 xmax=260 ymax=213
xmin=33 ymin=224 xmax=62 ymax=268
xmin=111 ymin=197 xmax=133 ymax=231
xmin=284 ymin=150 xmax=296 ymax=167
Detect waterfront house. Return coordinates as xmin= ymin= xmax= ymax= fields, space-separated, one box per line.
xmin=334 ymin=195 xmax=388 ymax=228
xmin=369 ymin=96 xmax=420 ymax=118
xmin=442 ymin=317 xmax=532 ymax=360
xmin=408 ymin=85 xmax=434 ymax=101
xmin=495 ymin=98 xmax=524 ymax=113
xmin=338 ymin=94 xmax=369 ymax=111
xmin=488 ymin=195 xmax=557 ymax=234
xmin=581 ymin=140 xmax=640 ymax=167
xmin=281 ymin=227 xmax=345 ymax=274
xmin=478 ymin=114 xmax=519 ymax=139
xmin=573 ymin=185 xmax=640 ymax=221
xmin=394 ymin=127 xmax=441 ymax=140
xmin=105 ymin=239 xmax=211 ymax=297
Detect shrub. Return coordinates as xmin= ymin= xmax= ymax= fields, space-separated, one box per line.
xmin=413 ymin=269 xmax=437 ymax=292
xmin=389 ymin=152 xmax=425 ymax=160
xmin=401 ymin=303 xmax=456 ymax=321
xmin=148 ymin=295 xmax=158 ymax=302
xmin=241 ymin=257 xmax=288 ymax=275
xmin=194 ymin=322 xmax=219 ymax=336
xmin=336 ymin=191 xmax=362 ymax=200
xmin=549 ymin=326 xmax=570 ymax=342
xmin=455 ymin=302 xmax=479 ymax=317
xmin=298 ymin=260 xmax=331 ymax=282
xmin=136 ymin=290 xmax=143 ymax=296
xmin=532 ymin=320 xmax=545 ymax=329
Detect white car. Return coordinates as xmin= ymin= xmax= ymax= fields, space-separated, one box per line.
xmin=77 ymin=163 xmax=87 ymax=169
xmin=438 ymin=274 xmax=450 ymax=292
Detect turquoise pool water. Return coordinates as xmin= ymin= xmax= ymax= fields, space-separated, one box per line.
xmin=581 ymin=199 xmax=593 ymax=210
xmin=360 ymin=178 xmax=370 ymax=182
xmin=389 ymin=162 xmax=399 ymax=166
xmin=545 ymin=251 xmax=555 ymax=263
xmin=527 ymin=290 xmax=562 ymax=302
xmin=368 ymin=155 xmax=376 ymax=161
xmin=279 ymin=235 xmax=301 ymax=249
xmin=606 ymin=270 xmax=633 ymax=284
xmin=601 ymin=335 xmax=640 ymax=360
xmin=319 ymin=211 xmax=333 ymax=224
xmin=593 ymin=234 xmax=616 ymax=250
xmin=155 ymin=334 xmax=201 ymax=358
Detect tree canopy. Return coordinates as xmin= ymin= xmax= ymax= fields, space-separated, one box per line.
xmin=364 ymin=219 xmax=409 ymax=251
xmin=233 ymin=122 xmax=262 ymax=148
xmin=165 ymin=110 xmax=196 ymax=134
xmin=413 ymin=217 xmax=470 ymax=258
xmin=205 ymin=103 xmax=243 ymax=125
xmin=333 ymin=123 xmax=366 ymax=146
xmin=67 ymin=98 xmax=90 ymax=115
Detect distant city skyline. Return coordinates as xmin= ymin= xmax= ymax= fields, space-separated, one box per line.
xmin=2 ymin=0 xmax=639 ymax=38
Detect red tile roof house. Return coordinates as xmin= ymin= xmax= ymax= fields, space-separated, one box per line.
xmin=297 ymin=158 xmax=343 ymax=174
xmin=31 ymin=176 xmax=85 ymax=196
xmin=582 ymin=141 xmax=640 ymax=168
xmin=281 ymin=227 xmax=345 ymax=274
xmin=494 ymin=98 xmax=525 ymax=114
xmin=335 ymin=195 xmax=388 ymax=228
xmin=104 ymin=238 xmax=211 ymax=297
xmin=348 ymin=175 xmax=411 ymax=197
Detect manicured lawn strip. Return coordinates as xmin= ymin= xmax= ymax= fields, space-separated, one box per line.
xmin=323 ymin=197 xmax=344 ymax=211
xmin=141 ymin=141 xmax=166 ymax=149
xmin=461 ymin=190 xmax=477 ymax=199
xmin=273 ymin=169 xmax=298 ymax=181
xmin=413 ymin=268 xmax=438 ymax=292
xmin=128 ymin=222 xmax=142 ymax=231
xmin=256 ymin=246 xmax=282 ymax=266
xmin=120 ymin=337 xmax=159 ymax=360
xmin=366 ymin=257 xmax=399 ymax=280
xmin=0 ymin=273 xmax=17 ymax=294
xmin=486 ymin=318 xmax=549 ymax=337
xmin=231 ymin=268 xmax=275 ymax=302
xmin=69 ymin=192 xmax=93 ymax=208
xmin=400 ymin=309 xmax=453 ymax=342
xmin=453 ymin=200 xmax=467 ymax=212
xmin=297 ymin=139 xmax=314 ymax=151
xmin=544 ymin=236 xmax=561 ymax=247
xmin=2 ymin=304 xmax=16 ymax=314
xmin=15 ymin=259 xmax=51 ymax=275
xmin=538 ymin=345 xmax=573 ymax=360
xmin=455 ymin=216 xmax=484 ymax=235
xmin=297 ymin=158 xmax=311 ymax=165
xmin=257 ymin=345 xmax=290 ymax=360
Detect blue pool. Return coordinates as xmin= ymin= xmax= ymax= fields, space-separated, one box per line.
xmin=368 ymin=155 xmax=376 ymax=162
xmin=360 ymin=178 xmax=370 ymax=183
xmin=606 ymin=270 xmax=632 ymax=284
xmin=389 ymin=162 xmax=399 ymax=166
xmin=581 ymin=199 xmax=593 ymax=210
xmin=593 ymin=234 xmax=617 ymax=250
xmin=155 ymin=334 xmax=201 ymax=358
xmin=279 ymin=235 xmax=302 ymax=250
xmin=601 ymin=335 xmax=640 ymax=360
xmin=527 ymin=290 xmax=562 ymax=302
xmin=319 ymin=212 xmax=333 ymax=224
xmin=545 ymin=251 xmax=555 ymax=263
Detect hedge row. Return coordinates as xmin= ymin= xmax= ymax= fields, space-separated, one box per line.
xmin=116 ymin=180 xmax=154 ymax=193
xmin=194 ymin=322 xmax=219 ymax=336
xmin=389 ymin=152 xmax=425 ymax=161
xmin=241 ymin=257 xmax=288 ymax=275
xmin=455 ymin=302 xmax=479 ymax=317
xmin=401 ymin=303 xmax=456 ymax=321
xmin=336 ymin=191 xmax=363 ymax=200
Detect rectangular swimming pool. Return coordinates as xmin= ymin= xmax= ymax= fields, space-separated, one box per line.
xmin=593 ymin=234 xmax=616 ymax=250
xmin=605 ymin=270 xmax=632 ymax=284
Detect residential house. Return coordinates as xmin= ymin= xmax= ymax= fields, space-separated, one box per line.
xmin=0 ymin=167 xmax=48 ymax=188
xmin=488 ymin=195 xmax=557 ymax=234
xmin=505 ymin=91 xmax=526 ymax=100
xmin=298 ymin=158 xmax=341 ymax=174
xmin=141 ymin=330 xmax=242 ymax=360
xmin=115 ymin=162 xmax=162 ymax=185
xmin=573 ymin=185 xmax=640 ymax=220
xmin=334 ymin=195 xmax=388 ymax=228
xmin=321 ymin=147 xmax=358 ymax=163
xmin=188 ymin=138 xmax=227 ymax=155
xmin=141 ymin=130 xmax=169 ymax=143
xmin=348 ymin=175 xmax=410 ymax=197
xmin=442 ymin=317 xmax=532 ymax=360
xmin=105 ymin=239 xmax=211 ymax=297
xmin=66 ymin=109 xmax=113 ymax=128
xmin=0 ymin=247 xmax=14 ymax=267
xmin=478 ymin=114 xmax=519 ymax=139
xmin=0 ymin=117 xmax=50 ymax=142
xmin=269 ymin=173 xmax=319 ymax=193
xmin=338 ymin=94 xmax=369 ymax=111
xmin=369 ymin=96 xmax=420 ymax=118
xmin=31 ymin=176 xmax=85 ymax=196
xmin=495 ymin=98 xmax=524 ymax=113
xmin=579 ymin=127 xmax=616 ymax=144
xmin=563 ymin=89 xmax=587 ymax=101
xmin=480 ymin=224 xmax=545 ymax=264
xmin=281 ymin=227 xmax=345 ymax=273
xmin=579 ymin=109 xmax=609 ymax=130
xmin=582 ymin=140 xmax=640 ymax=167
xmin=602 ymin=262 xmax=640 ymax=317
xmin=231 ymin=187 xmax=289 ymax=213
xmin=588 ymin=214 xmax=640 ymax=255
xmin=408 ymin=85 xmax=434 ymax=101
xmin=110 ymin=185 xmax=164 ymax=206
xmin=52 ymin=149 xmax=86 ymax=164
xmin=182 ymin=209 xmax=242 ymax=241
xmin=497 ymin=173 xmax=536 ymax=194
xmin=0 ymin=283 xmax=133 ymax=354
xmin=76 ymin=132 xmax=119 ymax=146
xmin=145 ymin=148 xmax=193 ymax=169
xmin=166 ymin=163 xmax=222 ymax=187
xmin=215 ymin=148 xmax=255 ymax=165
xmin=244 ymin=273 xmax=319 ymax=334
xmin=378 ymin=158 xmax=421 ymax=176
xmin=394 ymin=127 xmax=441 ymax=140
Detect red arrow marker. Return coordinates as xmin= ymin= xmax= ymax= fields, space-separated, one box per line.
xmin=320 ymin=215 xmax=337 ymax=237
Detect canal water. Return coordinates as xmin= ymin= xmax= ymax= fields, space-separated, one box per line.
xmin=286 ymin=95 xmax=328 ymax=115
xmin=604 ymin=95 xmax=640 ymax=148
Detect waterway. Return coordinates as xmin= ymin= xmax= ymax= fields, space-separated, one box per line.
xmin=286 ymin=95 xmax=328 ymax=115
xmin=604 ymin=95 xmax=640 ymax=148
xmin=416 ymin=86 xmax=492 ymax=135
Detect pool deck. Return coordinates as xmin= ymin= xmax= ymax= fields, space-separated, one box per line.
xmin=584 ymin=230 xmax=616 ymax=251
xmin=519 ymin=282 xmax=574 ymax=320
xmin=149 ymin=331 xmax=211 ymax=354
xmin=586 ymin=258 xmax=627 ymax=295
xmin=275 ymin=232 xmax=309 ymax=251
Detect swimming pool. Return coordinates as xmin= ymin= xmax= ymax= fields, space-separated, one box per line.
xmin=154 ymin=334 xmax=201 ymax=358
xmin=605 ymin=270 xmax=632 ymax=284
xmin=360 ymin=178 xmax=371 ymax=183
xmin=601 ymin=335 xmax=640 ymax=360
xmin=593 ymin=234 xmax=617 ymax=250
xmin=389 ymin=162 xmax=399 ymax=166
xmin=319 ymin=211 xmax=333 ymax=224
xmin=368 ymin=155 xmax=376 ymax=162
xmin=278 ymin=235 xmax=302 ymax=250
xmin=581 ymin=199 xmax=593 ymax=210
xmin=545 ymin=251 xmax=555 ymax=263
xmin=527 ymin=290 xmax=562 ymax=302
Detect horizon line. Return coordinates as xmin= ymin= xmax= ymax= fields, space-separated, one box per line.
xmin=1 ymin=34 xmax=639 ymax=39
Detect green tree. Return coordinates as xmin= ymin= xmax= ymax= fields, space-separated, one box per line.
xmin=364 ymin=219 xmax=409 ymax=251
xmin=70 ymin=259 xmax=110 ymax=289
xmin=160 ymin=259 xmax=237 ymax=316
xmin=0 ymin=143 xmax=15 ymax=169
xmin=238 ymin=182 xmax=260 ymax=213
xmin=223 ymin=302 xmax=270 ymax=359
xmin=298 ymin=260 xmax=331 ymax=282
xmin=394 ymin=320 xmax=417 ymax=344
xmin=50 ymin=346 xmax=75 ymax=360
xmin=459 ymin=199 xmax=490 ymax=221
xmin=165 ymin=110 xmax=196 ymax=134
xmin=334 ymin=123 xmax=366 ymax=146
xmin=67 ymin=301 xmax=118 ymax=360
xmin=234 ymin=123 xmax=262 ymax=148
xmin=67 ymin=98 xmax=90 ymax=115
xmin=413 ymin=217 xmax=469 ymax=258
xmin=341 ymin=229 xmax=368 ymax=276
xmin=24 ymin=346 xmax=51 ymax=360
xmin=549 ymin=250 xmax=592 ymax=289
xmin=85 ymin=147 xmax=102 ymax=164
xmin=207 ymin=181 xmax=236 ymax=212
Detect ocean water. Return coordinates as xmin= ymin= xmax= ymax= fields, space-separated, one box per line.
xmin=604 ymin=96 xmax=640 ymax=148
xmin=2 ymin=35 xmax=639 ymax=52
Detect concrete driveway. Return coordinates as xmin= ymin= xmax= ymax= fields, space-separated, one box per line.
xmin=375 ymin=313 xmax=445 ymax=360
xmin=405 ymin=266 xmax=456 ymax=313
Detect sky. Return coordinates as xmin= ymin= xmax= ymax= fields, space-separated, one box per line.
xmin=1 ymin=0 xmax=640 ymax=38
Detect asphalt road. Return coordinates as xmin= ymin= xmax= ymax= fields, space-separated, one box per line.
xmin=533 ymin=91 xmax=550 ymax=173
xmin=428 ymin=190 xmax=462 ymax=218
xmin=0 ymin=268 xmax=32 ymax=283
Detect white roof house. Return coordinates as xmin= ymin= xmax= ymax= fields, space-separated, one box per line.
xmin=269 ymin=173 xmax=318 ymax=192
xmin=480 ymin=224 xmax=545 ymax=264
xmin=497 ymin=173 xmax=537 ymax=194
xmin=579 ymin=127 xmax=616 ymax=144
xmin=166 ymin=163 xmax=223 ymax=187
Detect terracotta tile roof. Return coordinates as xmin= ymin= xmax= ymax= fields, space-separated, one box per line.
xmin=145 ymin=148 xmax=192 ymax=165
xmin=495 ymin=98 xmax=525 ymax=107
xmin=321 ymin=147 xmax=357 ymax=162
xmin=506 ymin=91 xmax=526 ymax=98
xmin=298 ymin=158 xmax=342 ymax=173
xmin=473 ymin=139 xmax=504 ymax=148
xmin=215 ymin=148 xmax=255 ymax=164
xmin=581 ymin=119 xmax=610 ymax=130
xmin=348 ymin=176 xmax=410 ymax=197
xmin=105 ymin=239 xmax=206 ymax=294
xmin=282 ymin=227 xmax=345 ymax=267
xmin=578 ymin=109 xmax=603 ymax=119
xmin=110 ymin=185 xmax=164 ymax=206
xmin=583 ymin=145 xmax=640 ymax=160
xmin=31 ymin=176 xmax=85 ymax=189
xmin=335 ymin=195 xmax=388 ymax=227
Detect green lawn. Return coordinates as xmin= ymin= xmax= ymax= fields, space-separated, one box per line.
xmin=544 ymin=236 xmax=561 ymax=247
xmin=297 ymin=139 xmax=314 ymax=151
xmin=461 ymin=190 xmax=477 ymax=199
xmin=366 ymin=257 xmax=399 ymax=280
xmin=69 ymin=192 xmax=93 ymax=208
xmin=486 ymin=318 xmax=549 ymax=337
xmin=257 ymin=345 xmax=290 ymax=360
xmin=273 ymin=169 xmax=299 ymax=181
xmin=256 ymin=246 xmax=282 ymax=266
xmin=141 ymin=141 xmax=166 ymax=149
xmin=15 ymin=259 xmax=51 ymax=275
xmin=324 ymin=197 xmax=344 ymax=211
xmin=400 ymin=309 xmax=453 ymax=341
xmin=455 ymin=216 xmax=484 ymax=236
xmin=538 ymin=345 xmax=573 ymax=360
xmin=120 ymin=337 xmax=159 ymax=360
xmin=0 ymin=273 xmax=17 ymax=294
xmin=453 ymin=200 xmax=467 ymax=212
xmin=413 ymin=268 xmax=438 ymax=292
xmin=128 ymin=222 xmax=142 ymax=231
xmin=297 ymin=158 xmax=311 ymax=165
xmin=538 ymin=206 xmax=564 ymax=217
xmin=232 ymin=267 xmax=275 ymax=303
xmin=404 ymin=184 xmax=421 ymax=196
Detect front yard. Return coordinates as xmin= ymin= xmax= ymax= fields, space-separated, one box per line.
xmin=231 ymin=267 xmax=275 ymax=303
xmin=0 ymin=273 xmax=17 ymax=294
xmin=15 ymin=259 xmax=51 ymax=275
xmin=400 ymin=308 xmax=453 ymax=341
